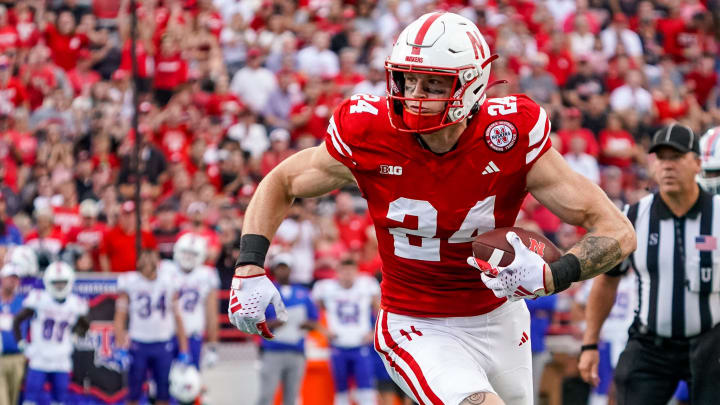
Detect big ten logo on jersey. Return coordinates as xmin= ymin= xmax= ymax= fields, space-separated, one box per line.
xmin=528 ymin=238 xmax=545 ymax=257
xmin=350 ymin=94 xmax=380 ymax=115
xmin=379 ymin=165 xmax=403 ymax=175
xmin=337 ymin=301 xmax=360 ymax=324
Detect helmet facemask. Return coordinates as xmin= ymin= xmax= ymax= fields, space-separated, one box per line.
xmin=386 ymin=54 xmax=498 ymax=134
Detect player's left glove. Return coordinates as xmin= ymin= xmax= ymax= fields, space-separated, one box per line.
xmin=467 ymin=231 xmax=549 ymax=301
xmin=228 ymin=274 xmax=288 ymax=339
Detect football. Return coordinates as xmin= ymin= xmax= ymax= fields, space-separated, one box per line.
xmin=472 ymin=227 xmax=563 ymax=267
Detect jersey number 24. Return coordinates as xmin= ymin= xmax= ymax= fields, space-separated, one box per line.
xmin=387 ymin=196 xmax=495 ymax=261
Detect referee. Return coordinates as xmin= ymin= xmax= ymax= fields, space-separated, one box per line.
xmin=578 ymin=124 xmax=720 ymax=404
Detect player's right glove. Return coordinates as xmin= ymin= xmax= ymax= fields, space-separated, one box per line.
xmin=467 ymin=231 xmax=549 ymax=301
xmin=228 ymin=274 xmax=287 ymax=339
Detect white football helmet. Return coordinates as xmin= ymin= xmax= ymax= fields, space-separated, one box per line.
xmin=698 ymin=126 xmax=720 ymax=194
xmin=169 ymin=363 xmax=202 ymax=402
xmin=173 ymin=233 xmax=208 ymax=271
xmin=386 ymin=12 xmax=497 ymax=133
xmin=7 ymin=245 xmax=39 ymax=277
xmin=43 ymin=261 xmax=75 ymax=300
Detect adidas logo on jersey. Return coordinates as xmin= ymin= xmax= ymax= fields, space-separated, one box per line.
xmin=518 ymin=331 xmax=529 ymax=346
xmin=482 ymin=161 xmax=500 ymax=175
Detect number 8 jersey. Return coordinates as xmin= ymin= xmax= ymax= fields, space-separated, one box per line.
xmin=118 ymin=266 xmax=179 ymax=342
xmin=23 ymin=289 xmax=89 ymax=372
xmin=325 ymin=94 xmax=552 ymax=317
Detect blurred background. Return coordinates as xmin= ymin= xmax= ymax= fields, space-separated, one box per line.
xmin=0 ymin=0 xmax=718 ymax=403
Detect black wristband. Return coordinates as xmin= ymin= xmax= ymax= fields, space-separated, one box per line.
xmin=549 ymin=253 xmax=582 ymax=293
xmin=235 ymin=234 xmax=271 ymax=268
xmin=580 ymin=344 xmax=598 ymax=352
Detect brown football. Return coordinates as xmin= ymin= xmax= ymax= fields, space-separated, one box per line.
xmin=472 ymin=227 xmax=563 ymax=267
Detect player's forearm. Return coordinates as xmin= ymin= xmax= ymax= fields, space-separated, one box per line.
xmin=237 ymin=146 xmax=353 ymax=277
xmin=566 ymin=210 xmax=636 ymax=280
xmin=174 ymin=311 xmax=189 ymax=353
xmin=12 ymin=308 xmax=33 ymax=342
xmin=206 ymin=292 xmax=219 ymax=343
xmin=582 ymin=275 xmax=621 ymax=344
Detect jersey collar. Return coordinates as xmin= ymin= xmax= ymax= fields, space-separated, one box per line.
xmin=653 ymin=186 xmax=710 ymax=220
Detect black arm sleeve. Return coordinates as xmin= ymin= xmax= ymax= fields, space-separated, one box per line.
xmin=12 ymin=308 xmax=35 ymax=342
xmin=72 ymin=315 xmax=91 ymax=337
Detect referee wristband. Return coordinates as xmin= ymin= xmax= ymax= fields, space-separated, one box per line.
xmin=580 ymin=344 xmax=598 ymax=352
xmin=235 ymin=234 xmax=271 ymax=269
xmin=549 ymin=254 xmax=582 ymax=293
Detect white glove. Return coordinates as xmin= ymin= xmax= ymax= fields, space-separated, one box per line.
xmin=228 ymin=275 xmax=287 ymax=339
xmin=467 ymin=231 xmax=550 ymax=301
xmin=202 ymin=345 xmax=219 ymax=369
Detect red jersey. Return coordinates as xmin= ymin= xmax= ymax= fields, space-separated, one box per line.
xmin=44 ymin=24 xmax=89 ymax=71
xmin=0 ymin=77 xmax=27 ymax=108
xmin=324 ymin=94 xmax=552 ymax=317
xmin=67 ymin=222 xmax=107 ymax=270
xmin=52 ymin=205 xmax=81 ymax=235
xmin=25 ymin=228 xmax=66 ymax=256
xmin=0 ymin=25 xmax=19 ymax=51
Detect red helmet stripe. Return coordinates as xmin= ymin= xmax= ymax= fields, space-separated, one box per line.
xmin=410 ymin=12 xmax=444 ymax=55
xmin=706 ymin=128 xmax=720 ymax=160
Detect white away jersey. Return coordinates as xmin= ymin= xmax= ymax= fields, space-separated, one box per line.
xmin=24 ymin=290 xmax=88 ymax=372
xmin=312 ymin=276 xmax=380 ymax=348
xmin=117 ymin=266 xmax=179 ymax=343
xmin=159 ymin=260 xmax=220 ymax=336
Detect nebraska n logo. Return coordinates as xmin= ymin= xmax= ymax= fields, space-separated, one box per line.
xmin=528 ymin=238 xmax=546 ymax=257
xmin=466 ymin=31 xmax=486 ymax=60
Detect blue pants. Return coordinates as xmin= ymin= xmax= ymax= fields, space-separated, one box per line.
xmin=594 ymin=341 xmax=614 ymax=395
xmin=173 ymin=335 xmax=203 ymax=369
xmin=329 ymin=345 xmax=375 ymax=392
xmin=128 ymin=340 xmax=175 ymax=401
xmin=24 ymin=368 xmax=70 ymax=403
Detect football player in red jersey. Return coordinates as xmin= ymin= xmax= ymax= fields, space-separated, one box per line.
xmin=228 ymin=12 xmax=636 ymax=405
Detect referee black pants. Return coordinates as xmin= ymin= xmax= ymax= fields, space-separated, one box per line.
xmin=614 ymin=322 xmax=720 ymax=405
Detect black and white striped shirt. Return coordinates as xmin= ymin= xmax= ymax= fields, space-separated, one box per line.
xmin=612 ymin=189 xmax=720 ymax=338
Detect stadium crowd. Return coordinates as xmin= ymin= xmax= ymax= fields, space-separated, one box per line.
xmin=0 ymin=0 xmax=718 ymax=403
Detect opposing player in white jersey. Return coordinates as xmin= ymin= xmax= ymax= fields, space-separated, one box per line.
xmin=12 ymin=261 xmax=89 ymax=405
xmin=162 ymin=233 xmax=220 ymax=369
xmin=313 ymin=256 xmax=381 ymax=405
xmin=114 ymin=248 xmax=189 ymax=405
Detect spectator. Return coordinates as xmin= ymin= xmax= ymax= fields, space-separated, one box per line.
xmin=230 ymin=47 xmax=277 ymax=114
xmin=353 ymin=58 xmax=386 ymax=98
xmin=333 ymin=48 xmax=365 ymax=97
xmin=0 ymin=55 xmax=27 ymax=113
xmin=568 ymin=14 xmax=595 ymax=59
xmin=38 ymin=7 xmax=89 ymax=71
xmin=564 ymin=136 xmax=600 ymax=184
xmin=24 ymin=205 xmax=64 ymax=264
xmin=98 ymin=200 xmax=157 ymax=272
xmin=178 ymin=201 xmax=220 ymax=263
xmin=153 ymin=35 xmax=189 ymax=107
xmin=519 ymin=52 xmax=560 ymax=106
xmin=652 ymin=79 xmax=694 ymax=126
xmin=0 ymin=263 xmax=25 ymax=405
xmin=563 ymin=54 xmax=605 ymax=110
xmin=556 ymin=107 xmax=599 ymax=157
xmin=598 ymin=113 xmax=638 ymax=170
xmin=600 ymin=13 xmax=643 ymax=60
xmin=297 ymin=31 xmax=339 ymax=78
xmin=0 ymin=191 xmax=21 ymax=247
xmin=609 ymin=69 xmax=653 ymax=120
xmin=685 ymin=54 xmax=718 ymax=109
xmin=153 ymin=203 xmax=180 ymax=260
xmin=333 ymin=191 xmax=370 ymax=252
xmin=260 ymin=129 xmax=295 ymax=177
xmin=263 ymin=69 xmax=302 ymax=131
xmin=66 ymin=199 xmax=106 ymax=271
xmin=227 ymin=108 xmax=269 ymax=160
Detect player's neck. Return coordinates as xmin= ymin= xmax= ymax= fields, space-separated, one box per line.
xmin=418 ymin=120 xmax=468 ymax=154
